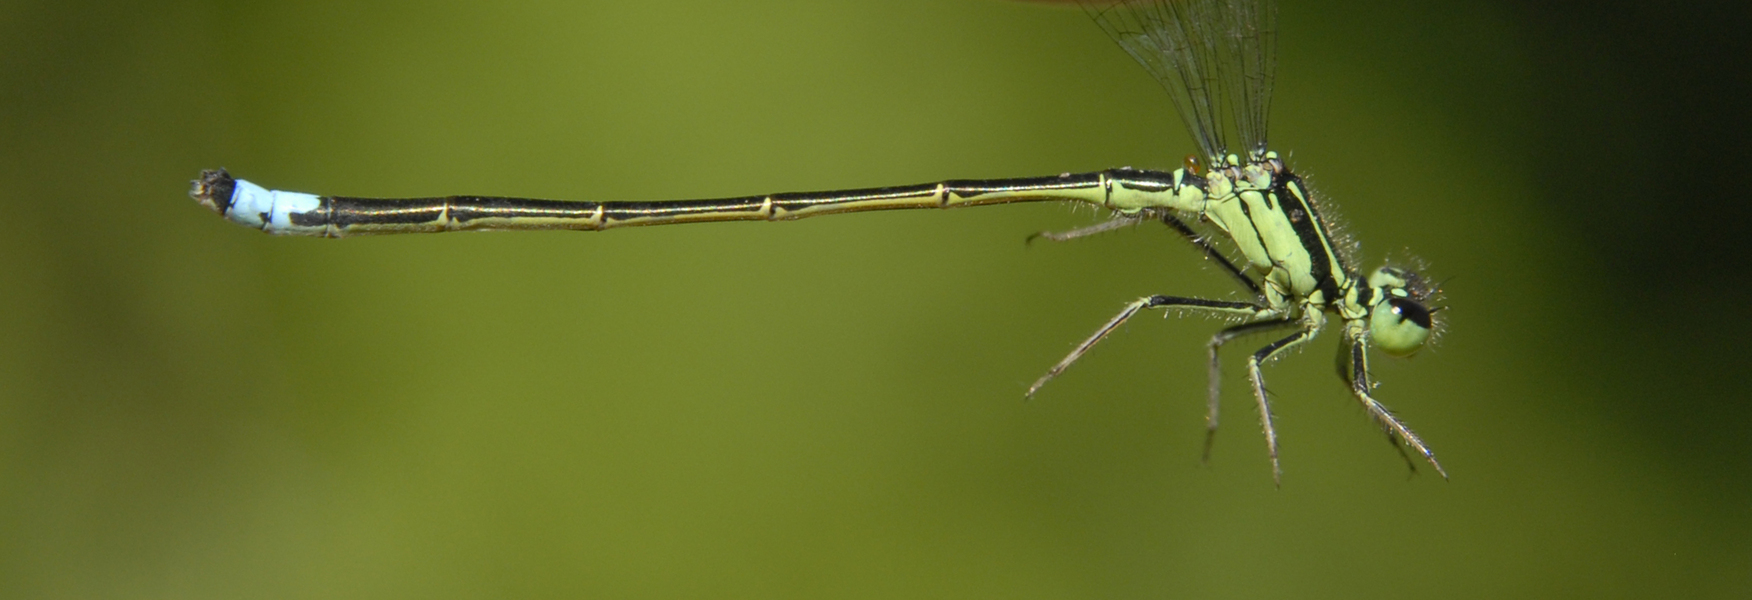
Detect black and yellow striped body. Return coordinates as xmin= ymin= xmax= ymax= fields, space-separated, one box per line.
xmin=1193 ymin=154 xmax=1353 ymax=315
xmin=182 ymin=0 xmax=1449 ymax=483
xmin=190 ymin=168 xmax=1215 ymax=239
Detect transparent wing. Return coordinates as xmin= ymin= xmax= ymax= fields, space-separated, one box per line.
xmin=1081 ymin=0 xmax=1277 ymax=165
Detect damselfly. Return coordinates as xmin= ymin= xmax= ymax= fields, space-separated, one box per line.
xmin=189 ymin=0 xmax=1446 ymax=483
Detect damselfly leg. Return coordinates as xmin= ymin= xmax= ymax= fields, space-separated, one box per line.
xmin=1026 ymin=296 xmax=1273 ymax=399
xmin=1205 ymin=317 xmax=1300 ymax=462
xmin=1340 ymin=323 xmax=1448 ymax=478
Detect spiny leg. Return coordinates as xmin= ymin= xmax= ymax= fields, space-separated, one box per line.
xmin=1157 ymin=214 xmax=1262 ymax=299
xmin=1026 ymin=215 xmax=1143 ymax=244
xmin=1027 ymin=213 xmax=1264 ymax=302
xmin=1203 ymin=318 xmax=1300 ymax=463
xmin=1335 ymin=340 xmax=1416 ymax=474
xmin=1026 ymin=296 xmax=1268 ymax=399
xmin=1026 ymin=211 xmax=1270 ymax=403
xmin=1341 ymin=326 xmax=1448 ymax=479
xmin=1246 ymin=318 xmax=1324 ymax=486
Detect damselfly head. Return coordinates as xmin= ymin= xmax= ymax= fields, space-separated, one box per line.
xmin=1366 ymin=265 xmax=1439 ymax=357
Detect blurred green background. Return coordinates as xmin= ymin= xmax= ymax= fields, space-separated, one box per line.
xmin=2 ymin=0 xmax=1747 ymax=597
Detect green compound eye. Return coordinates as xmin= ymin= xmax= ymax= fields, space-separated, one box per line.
xmin=1370 ymin=297 xmax=1433 ymax=356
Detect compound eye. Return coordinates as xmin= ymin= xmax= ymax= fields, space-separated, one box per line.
xmin=1370 ymin=297 xmax=1433 ymax=356
xmin=1390 ymin=297 xmax=1432 ymax=329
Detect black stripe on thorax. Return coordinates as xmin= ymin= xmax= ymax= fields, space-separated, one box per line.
xmin=1354 ymin=283 xmax=1374 ymax=310
xmin=1272 ymin=172 xmax=1346 ymax=301
xmin=1233 ymin=194 xmax=1275 ymax=266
